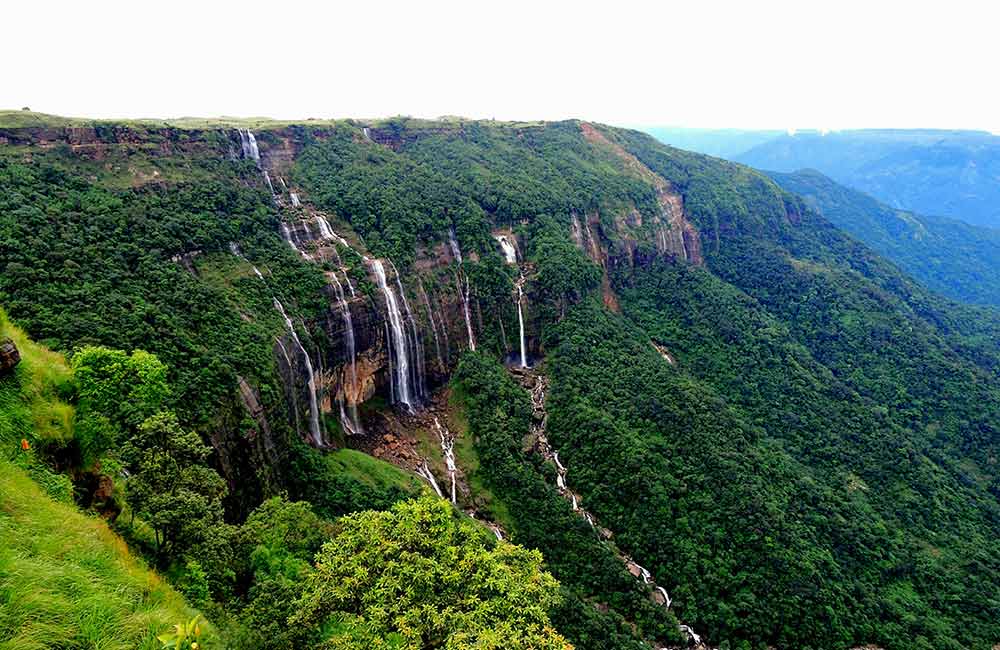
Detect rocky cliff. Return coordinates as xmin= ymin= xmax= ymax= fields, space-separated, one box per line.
xmin=0 ymin=338 xmax=19 ymax=375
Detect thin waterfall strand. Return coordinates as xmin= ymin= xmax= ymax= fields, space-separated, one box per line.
xmin=272 ymin=298 xmax=323 ymax=446
xmin=370 ymin=259 xmax=416 ymax=410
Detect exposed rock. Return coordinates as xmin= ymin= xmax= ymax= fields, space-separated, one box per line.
xmin=578 ymin=121 xmax=704 ymax=266
xmin=0 ymin=338 xmax=20 ymax=375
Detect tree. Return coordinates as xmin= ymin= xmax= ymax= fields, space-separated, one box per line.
xmin=291 ymin=497 xmax=571 ymax=650
xmin=72 ymin=346 xmax=171 ymax=448
xmin=122 ymin=411 xmax=227 ymax=561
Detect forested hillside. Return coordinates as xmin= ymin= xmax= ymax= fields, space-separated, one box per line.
xmin=1 ymin=113 xmax=999 ymax=650
xmin=767 ymin=168 xmax=1000 ymax=306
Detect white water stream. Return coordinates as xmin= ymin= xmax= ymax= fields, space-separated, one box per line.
xmin=370 ymin=259 xmax=418 ymax=411
xmin=272 ymin=298 xmax=322 ymax=446
xmin=433 ymin=417 xmax=458 ymax=503
xmin=449 ymin=228 xmax=476 ymax=351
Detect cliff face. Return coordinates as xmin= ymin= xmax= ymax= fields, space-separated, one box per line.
xmin=0 ymin=121 xmax=706 ymax=506
xmin=243 ymin=123 xmax=707 ymax=448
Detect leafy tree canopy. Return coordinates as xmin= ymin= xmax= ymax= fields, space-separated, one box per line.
xmin=292 ymin=497 xmax=571 ymax=650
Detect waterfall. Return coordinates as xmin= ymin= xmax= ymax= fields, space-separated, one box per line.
xmin=448 ymin=227 xmax=477 ymax=351
xmin=516 ymin=278 xmax=528 ymax=368
xmin=389 ymin=260 xmax=426 ymax=400
xmin=362 ymin=127 xmax=371 ymax=141
xmin=434 ymin=417 xmax=457 ymax=503
xmin=679 ymin=626 xmax=701 ymax=645
xmin=419 ymin=282 xmax=445 ymax=372
xmin=524 ymin=369 xmax=703 ymax=645
xmin=263 ymin=171 xmax=275 ymax=196
xmin=417 ymin=462 xmax=443 ymax=498
xmin=370 ymin=259 xmax=418 ymax=411
xmin=495 ymin=234 xmax=527 ymax=367
xmin=280 ymin=223 xmax=310 ymax=260
xmin=459 ymin=276 xmax=476 ymax=352
xmin=315 ymin=215 xmax=354 ymax=250
xmin=448 ymin=227 xmax=464 ymax=264
xmin=238 ymin=128 xmax=260 ymax=163
xmin=272 ymin=298 xmax=323 ymax=447
xmin=329 ymin=271 xmax=363 ymax=435
xmin=495 ymin=234 xmax=518 ymax=264
xmin=290 ymin=192 xmax=301 ymax=207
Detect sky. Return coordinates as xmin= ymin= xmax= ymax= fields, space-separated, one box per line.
xmin=4 ymin=0 xmax=999 ymax=132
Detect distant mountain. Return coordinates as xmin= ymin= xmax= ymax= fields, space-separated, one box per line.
xmin=639 ymin=126 xmax=783 ymax=159
xmin=734 ymin=129 xmax=1000 ymax=227
xmin=768 ymin=168 xmax=1000 ymax=306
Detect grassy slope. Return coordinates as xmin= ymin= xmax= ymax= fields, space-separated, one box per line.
xmin=0 ymin=461 xmax=210 ymax=650
xmin=0 ymin=309 xmax=74 ymax=449
xmin=0 ymin=308 xmax=208 ymax=649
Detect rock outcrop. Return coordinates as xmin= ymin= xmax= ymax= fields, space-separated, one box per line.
xmin=0 ymin=338 xmax=20 ymax=375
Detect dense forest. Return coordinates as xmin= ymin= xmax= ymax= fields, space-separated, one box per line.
xmin=767 ymin=168 xmax=1000 ymax=306
xmin=2 ymin=114 xmax=999 ymax=649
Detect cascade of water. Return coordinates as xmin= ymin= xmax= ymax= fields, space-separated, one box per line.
xmin=419 ymin=283 xmax=444 ymax=372
xmin=280 ymin=223 xmax=310 ymax=259
xmin=314 ymin=215 xmax=355 ymax=250
xmin=516 ymin=276 xmax=528 ymax=368
xmin=238 ymin=128 xmax=261 ymax=163
xmin=263 ymin=171 xmax=275 ymax=195
xmin=457 ymin=274 xmax=476 ymax=352
xmin=495 ymin=234 xmax=518 ymax=265
xmin=362 ymin=127 xmax=371 ymax=140
xmin=656 ymin=586 xmax=672 ymax=608
xmin=526 ymin=369 xmax=702 ymax=644
xmin=329 ymin=271 xmax=363 ymax=435
xmin=370 ymin=259 xmax=416 ymax=410
xmin=272 ymin=298 xmax=323 ymax=446
xmin=434 ymin=417 xmax=457 ymax=503
xmin=416 ymin=462 xmax=443 ymax=498
xmin=290 ymin=192 xmax=301 ymax=207
xmin=448 ymin=227 xmax=464 ymax=264
xmin=679 ymin=626 xmax=701 ymax=645
xmin=385 ymin=321 xmax=395 ymax=405
xmin=448 ymin=228 xmax=477 ymax=351
xmin=389 ymin=260 xmax=426 ymax=400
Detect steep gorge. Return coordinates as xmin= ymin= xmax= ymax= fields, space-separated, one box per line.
xmin=4 ymin=116 xmax=1000 ymax=650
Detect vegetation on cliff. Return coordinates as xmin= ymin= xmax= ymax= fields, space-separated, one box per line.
xmin=2 ymin=115 xmax=1000 ymax=649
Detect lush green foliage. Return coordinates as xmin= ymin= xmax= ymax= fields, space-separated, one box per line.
xmin=292 ymin=497 xmax=570 ymax=650
xmin=0 ymin=459 xmax=210 ymax=649
xmin=122 ymin=412 xmax=229 ymax=559
xmin=5 ymin=116 xmax=1000 ymax=650
xmin=769 ymin=168 xmax=1000 ymax=306
xmin=454 ymin=352 xmax=680 ymax=650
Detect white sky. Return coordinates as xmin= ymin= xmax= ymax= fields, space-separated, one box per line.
xmin=4 ymin=0 xmax=998 ymax=132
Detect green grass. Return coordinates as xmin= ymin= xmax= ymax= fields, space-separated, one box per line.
xmin=0 ymin=460 xmax=211 ymax=650
xmin=324 ymin=448 xmax=426 ymax=494
xmin=0 ymin=308 xmax=74 ymax=449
